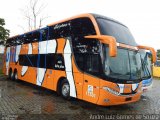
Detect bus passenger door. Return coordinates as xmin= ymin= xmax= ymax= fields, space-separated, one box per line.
xmin=83 ymin=54 xmax=100 ymax=104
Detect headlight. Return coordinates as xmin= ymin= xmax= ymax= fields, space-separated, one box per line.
xmin=103 ymin=86 xmax=120 ymax=96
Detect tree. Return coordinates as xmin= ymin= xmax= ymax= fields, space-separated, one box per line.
xmin=0 ymin=18 xmax=10 ymax=45
xmin=20 ymin=0 xmax=48 ymax=31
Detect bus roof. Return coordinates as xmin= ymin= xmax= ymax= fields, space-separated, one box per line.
xmin=8 ymin=13 xmax=127 ymax=39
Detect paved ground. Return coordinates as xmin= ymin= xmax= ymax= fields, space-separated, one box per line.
xmin=0 ymin=75 xmax=160 ymax=120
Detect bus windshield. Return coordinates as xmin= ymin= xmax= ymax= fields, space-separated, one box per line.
xmin=96 ymin=18 xmax=137 ymax=46
xmin=140 ymin=50 xmax=152 ymax=79
xmin=104 ymin=47 xmax=142 ymax=80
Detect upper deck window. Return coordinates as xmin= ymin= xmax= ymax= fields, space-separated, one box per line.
xmin=49 ymin=17 xmax=96 ymax=39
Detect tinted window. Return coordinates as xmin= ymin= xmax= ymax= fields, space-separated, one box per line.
xmin=74 ymin=53 xmax=102 ymax=75
xmin=49 ymin=17 xmax=96 ymax=39
xmin=19 ymin=54 xmax=65 ymax=70
xmin=104 ymin=48 xmax=130 ymax=79
xmin=70 ymin=17 xmax=96 ymax=36
xmin=72 ymin=36 xmax=102 ymax=76
xmin=6 ymin=30 xmax=41 ymax=47
xmin=97 ymin=18 xmax=137 ymax=46
xmin=49 ymin=21 xmax=71 ymax=39
xmin=6 ymin=38 xmax=17 ymax=47
xmin=37 ymin=54 xmax=46 ymax=68
xmin=24 ymin=33 xmax=33 ymax=44
xmin=104 ymin=47 xmax=142 ymax=80
xmin=46 ymin=54 xmax=55 ymax=69
xmin=129 ymin=51 xmax=142 ymax=79
xmin=85 ymin=54 xmax=102 ymax=75
xmin=32 ymin=31 xmax=40 ymax=42
xmin=74 ymin=53 xmax=84 ymax=71
xmin=72 ymin=37 xmax=100 ymax=54
xmin=40 ymin=28 xmax=48 ymax=41
xmin=19 ymin=55 xmax=36 ymax=67
xmin=54 ymin=54 xmax=65 ymax=70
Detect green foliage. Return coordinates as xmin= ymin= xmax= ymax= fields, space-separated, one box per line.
xmin=157 ymin=49 xmax=160 ymax=59
xmin=0 ymin=18 xmax=10 ymax=45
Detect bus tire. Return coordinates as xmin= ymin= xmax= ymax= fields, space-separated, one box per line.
xmin=8 ymin=68 xmax=13 ymax=80
xmin=61 ymin=79 xmax=70 ymax=100
xmin=13 ymin=70 xmax=18 ymax=81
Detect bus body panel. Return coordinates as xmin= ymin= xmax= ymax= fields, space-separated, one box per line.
xmin=50 ymin=70 xmax=66 ymax=91
xmin=72 ymin=56 xmax=83 ymax=99
xmin=83 ymin=74 xmax=100 ymax=104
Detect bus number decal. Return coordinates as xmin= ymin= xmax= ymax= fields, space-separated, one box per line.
xmin=86 ymin=85 xmax=96 ymax=98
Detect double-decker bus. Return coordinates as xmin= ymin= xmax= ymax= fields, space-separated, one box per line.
xmin=3 ymin=13 xmax=156 ymax=106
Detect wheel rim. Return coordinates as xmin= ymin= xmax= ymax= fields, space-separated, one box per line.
xmin=62 ymin=83 xmax=70 ymax=97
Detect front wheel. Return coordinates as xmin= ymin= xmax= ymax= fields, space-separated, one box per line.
xmin=61 ymin=79 xmax=70 ymax=100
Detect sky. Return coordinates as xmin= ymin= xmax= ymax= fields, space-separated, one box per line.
xmin=0 ymin=0 xmax=160 ymax=50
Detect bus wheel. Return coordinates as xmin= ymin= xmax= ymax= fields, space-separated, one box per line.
xmin=61 ymin=79 xmax=70 ymax=100
xmin=8 ymin=69 xmax=13 ymax=80
xmin=13 ymin=70 xmax=18 ymax=81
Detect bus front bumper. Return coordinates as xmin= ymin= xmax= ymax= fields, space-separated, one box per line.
xmin=97 ymin=89 xmax=142 ymax=106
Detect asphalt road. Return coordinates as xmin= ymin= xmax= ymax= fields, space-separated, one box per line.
xmin=0 ymin=75 xmax=160 ymax=120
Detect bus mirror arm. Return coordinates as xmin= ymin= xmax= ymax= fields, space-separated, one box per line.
xmin=137 ymin=45 xmax=156 ymax=63
xmin=85 ymin=35 xmax=117 ymax=57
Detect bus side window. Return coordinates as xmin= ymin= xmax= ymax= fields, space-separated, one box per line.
xmin=7 ymin=38 xmax=15 ymax=47
xmin=40 ymin=28 xmax=48 ymax=41
xmin=19 ymin=55 xmax=25 ymax=66
xmin=85 ymin=54 xmax=101 ymax=75
xmin=72 ymin=37 xmax=102 ymax=75
xmin=32 ymin=31 xmax=40 ymax=42
xmin=70 ymin=17 xmax=96 ymax=36
xmin=46 ymin=54 xmax=55 ymax=69
xmin=74 ymin=53 xmax=84 ymax=71
xmin=54 ymin=54 xmax=65 ymax=71
xmin=49 ymin=21 xmax=71 ymax=39
xmin=16 ymin=37 xmax=23 ymax=45
xmin=24 ymin=33 xmax=32 ymax=44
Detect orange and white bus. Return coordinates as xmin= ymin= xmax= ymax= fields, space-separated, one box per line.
xmin=3 ymin=13 xmax=156 ymax=106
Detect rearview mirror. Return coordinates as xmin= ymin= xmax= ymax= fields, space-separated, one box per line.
xmin=137 ymin=45 xmax=156 ymax=63
xmin=85 ymin=35 xmax=117 ymax=57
